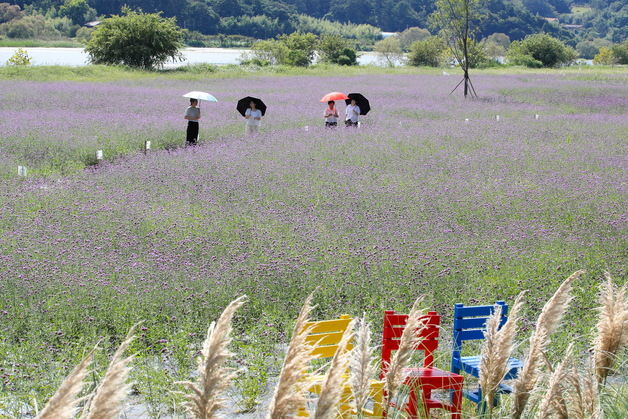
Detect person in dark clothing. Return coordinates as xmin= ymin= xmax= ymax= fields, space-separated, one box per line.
xmin=184 ymin=98 xmax=200 ymax=145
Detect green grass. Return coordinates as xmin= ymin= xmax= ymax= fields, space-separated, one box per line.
xmin=0 ymin=38 xmax=82 ymax=48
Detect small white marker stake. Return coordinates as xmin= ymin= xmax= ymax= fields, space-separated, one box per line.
xmin=144 ymin=140 xmax=151 ymax=153
xmin=496 ymin=115 xmax=500 ymax=121
xmin=17 ymin=166 xmax=27 ymax=177
xmin=535 ymin=114 xmax=540 ymax=120
xmin=465 ymin=118 xmax=469 ymax=123
xmin=304 ymin=126 xmax=309 ymax=131
xmin=96 ymin=150 xmax=103 ymax=162
xmin=357 ymin=121 xmax=362 ymax=128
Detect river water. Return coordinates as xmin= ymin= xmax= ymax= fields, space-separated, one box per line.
xmin=0 ymin=47 xmax=384 ymax=67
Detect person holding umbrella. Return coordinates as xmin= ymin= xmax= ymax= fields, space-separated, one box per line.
xmin=323 ymin=100 xmax=339 ymax=128
xmin=237 ymin=97 xmax=267 ymax=135
xmin=182 ymin=91 xmax=218 ymax=146
xmin=345 ymin=98 xmax=360 ymax=127
xmin=184 ymin=98 xmax=201 ymax=145
xmin=344 ymin=93 xmax=370 ymax=128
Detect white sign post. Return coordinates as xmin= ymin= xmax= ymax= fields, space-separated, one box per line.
xmin=96 ymin=150 xmax=103 ymax=163
xmin=17 ymin=166 xmax=27 ymax=177
xmin=496 ymin=115 xmax=500 ymax=121
xmin=144 ymin=140 xmax=151 ymax=154
xmin=535 ymin=114 xmax=540 ymax=120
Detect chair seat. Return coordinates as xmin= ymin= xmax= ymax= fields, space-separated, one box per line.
xmin=402 ymin=367 xmax=464 ymax=388
xmin=456 ymin=355 xmax=523 ymax=379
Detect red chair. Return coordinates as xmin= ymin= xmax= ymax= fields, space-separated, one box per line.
xmin=381 ymin=310 xmax=464 ymax=418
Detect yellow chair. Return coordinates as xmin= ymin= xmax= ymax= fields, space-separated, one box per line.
xmin=298 ymin=314 xmax=385 ymax=418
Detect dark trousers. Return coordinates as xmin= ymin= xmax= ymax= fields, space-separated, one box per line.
xmin=186 ymin=121 xmax=199 ymax=145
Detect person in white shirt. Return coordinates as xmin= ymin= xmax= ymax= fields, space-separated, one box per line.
xmin=345 ymin=99 xmax=360 ymax=127
xmin=324 ymin=100 xmax=339 ymax=128
xmin=244 ymin=101 xmax=262 ymax=135
xmin=184 ymin=98 xmax=200 ymax=145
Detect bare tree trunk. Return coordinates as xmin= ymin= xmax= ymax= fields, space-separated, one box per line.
xmin=463 ymin=0 xmax=470 ymax=98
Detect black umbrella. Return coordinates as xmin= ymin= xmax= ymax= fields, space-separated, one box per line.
xmin=345 ymin=93 xmax=370 ymax=115
xmin=237 ymin=96 xmax=267 ymax=117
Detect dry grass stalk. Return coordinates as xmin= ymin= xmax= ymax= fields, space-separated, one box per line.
xmin=536 ymin=344 xmax=573 ymax=419
xmin=511 ymin=270 xmax=584 ymax=419
xmin=178 ymin=295 xmax=247 ymax=419
xmin=86 ymin=324 xmax=139 ymax=419
xmin=38 ymin=349 xmax=95 ymax=419
xmin=384 ymin=295 xmax=426 ymax=407
xmin=479 ymin=292 xmax=524 ymax=409
xmin=593 ymin=272 xmax=627 ymax=383
xmin=566 ymin=356 xmax=601 ymax=419
xmin=314 ymin=319 xmax=356 ymax=419
xmin=267 ymin=293 xmax=318 ymax=419
xmin=350 ymin=316 xmax=378 ymax=415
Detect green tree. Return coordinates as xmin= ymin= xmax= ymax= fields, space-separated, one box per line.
xmin=398 ymin=27 xmax=431 ymax=50
xmin=507 ymin=33 xmax=577 ymax=67
xmin=0 ymin=3 xmax=22 ymax=23
xmin=374 ymin=36 xmax=403 ymax=67
xmin=408 ymin=36 xmax=445 ymax=67
xmin=610 ymin=41 xmax=628 ymax=65
xmin=430 ymin=0 xmax=483 ymax=97
xmin=318 ymin=34 xmax=358 ymax=66
xmin=59 ymin=0 xmax=96 ymax=25
xmin=277 ymin=32 xmax=317 ymax=66
xmin=85 ymin=8 xmax=184 ymax=69
xmin=593 ymin=47 xmax=618 ymax=65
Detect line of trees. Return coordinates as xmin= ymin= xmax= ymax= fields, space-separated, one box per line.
xmin=4 ymin=0 xmax=627 ymax=45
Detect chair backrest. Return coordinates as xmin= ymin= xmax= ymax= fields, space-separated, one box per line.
xmin=452 ymin=301 xmax=508 ymax=353
xmin=304 ymin=314 xmax=353 ymax=360
xmin=380 ymin=310 xmax=441 ymax=377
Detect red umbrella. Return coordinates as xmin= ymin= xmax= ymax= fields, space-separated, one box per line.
xmin=320 ymin=92 xmax=350 ymax=102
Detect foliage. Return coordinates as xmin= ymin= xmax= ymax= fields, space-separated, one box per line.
xmin=610 ymin=41 xmax=628 ymax=65
xmin=317 ymin=34 xmax=358 ymax=66
xmin=407 ymin=36 xmax=445 ymax=67
xmin=0 ymin=14 xmax=76 ymax=39
xmin=6 ymin=46 xmax=31 ymax=65
xmin=74 ymin=25 xmax=92 ymax=43
xmin=507 ymin=33 xmax=578 ymax=68
xmin=59 ymin=0 xmax=96 ymax=25
xmin=85 ymin=8 xmax=184 ymax=69
xmin=576 ymin=38 xmax=612 ymax=60
xmin=295 ymin=15 xmax=381 ymax=49
xmin=397 ymin=27 xmax=431 ymax=51
xmin=0 ymin=2 xmax=21 ymax=23
xmin=248 ymin=32 xmax=318 ymax=67
xmin=593 ymin=47 xmax=618 ymax=65
xmin=374 ymin=36 xmax=404 ymax=67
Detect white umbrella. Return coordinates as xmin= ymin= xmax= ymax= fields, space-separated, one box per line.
xmin=183 ymin=91 xmax=218 ymax=104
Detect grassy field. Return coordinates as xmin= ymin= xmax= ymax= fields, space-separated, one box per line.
xmin=0 ymin=65 xmax=626 ymax=417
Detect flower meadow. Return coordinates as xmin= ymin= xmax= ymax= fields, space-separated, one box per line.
xmin=0 ymin=70 xmax=626 ymax=416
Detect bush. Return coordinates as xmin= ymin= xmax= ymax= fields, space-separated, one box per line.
xmin=85 ymin=8 xmax=183 ymax=69
xmin=6 ymin=47 xmax=31 ymax=65
xmin=247 ymin=39 xmax=288 ymax=66
xmin=374 ymin=36 xmax=403 ymax=67
xmin=576 ymin=39 xmax=611 ymax=60
xmin=408 ymin=36 xmax=445 ymax=67
xmin=398 ymin=27 xmax=430 ymax=51
xmin=318 ymin=34 xmax=357 ymax=66
xmin=610 ymin=41 xmax=628 ymax=65
xmin=277 ymin=32 xmax=318 ymax=67
xmin=507 ymin=33 xmax=577 ymax=67
xmin=75 ymin=26 xmax=93 ymax=44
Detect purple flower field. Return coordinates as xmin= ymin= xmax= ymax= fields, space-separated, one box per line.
xmin=0 ymin=71 xmax=626 ymax=414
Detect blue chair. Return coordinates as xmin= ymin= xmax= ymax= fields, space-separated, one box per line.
xmin=451 ymin=301 xmax=523 ymax=406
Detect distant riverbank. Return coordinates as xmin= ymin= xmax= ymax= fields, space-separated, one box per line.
xmin=0 ymin=47 xmax=384 ymax=67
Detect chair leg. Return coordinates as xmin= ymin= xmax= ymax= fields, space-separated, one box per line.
xmin=420 ymin=387 xmax=432 ymax=419
xmin=406 ymin=387 xmax=419 ymax=418
xmin=451 ymin=384 xmax=463 ymax=419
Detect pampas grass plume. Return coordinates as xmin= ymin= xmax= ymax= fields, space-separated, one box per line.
xmin=350 ymin=316 xmax=378 ymax=415
xmin=178 ymin=295 xmax=247 ymax=419
xmin=511 ymin=270 xmax=584 ymax=419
